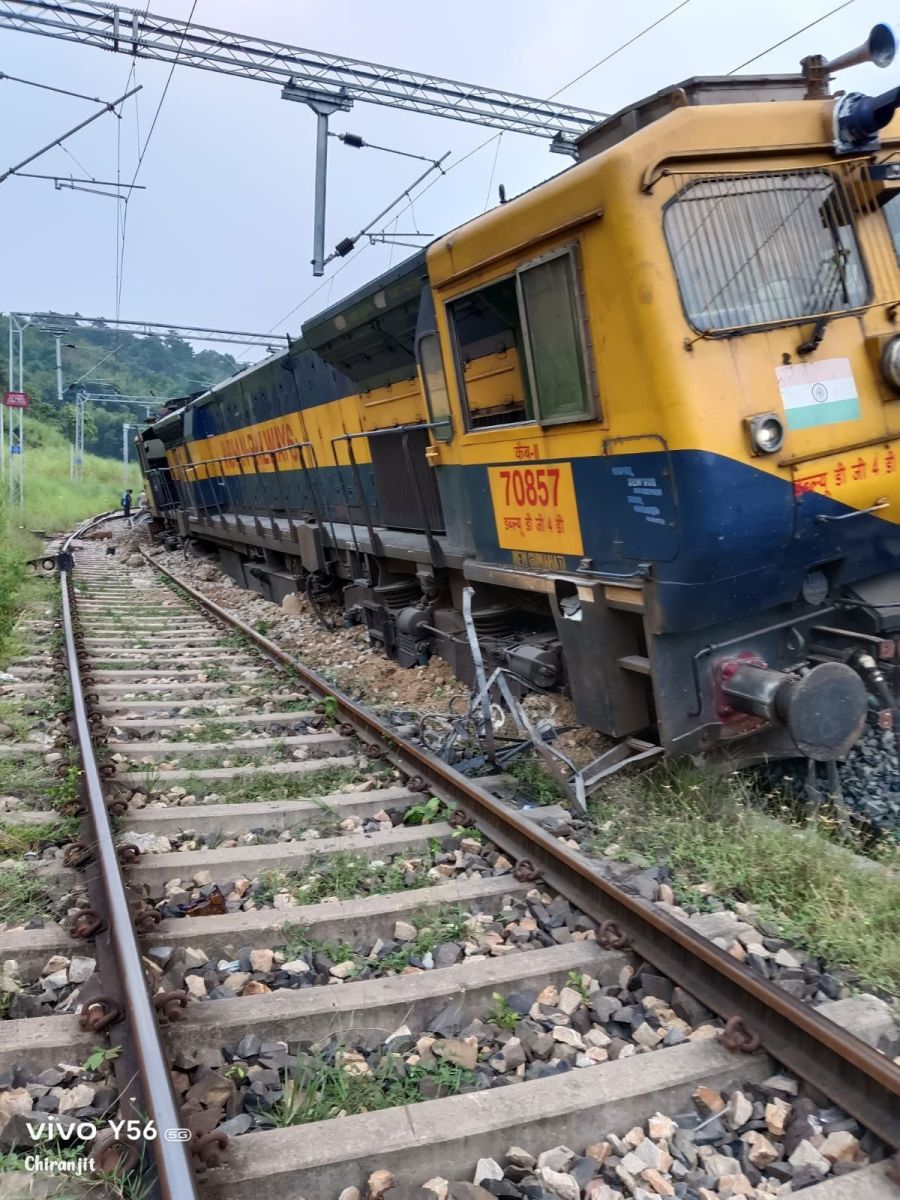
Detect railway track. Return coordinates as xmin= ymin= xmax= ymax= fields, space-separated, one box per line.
xmin=0 ymin=519 xmax=898 ymax=1200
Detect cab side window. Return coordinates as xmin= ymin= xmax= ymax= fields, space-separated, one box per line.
xmin=446 ymin=247 xmax=595 ymax=431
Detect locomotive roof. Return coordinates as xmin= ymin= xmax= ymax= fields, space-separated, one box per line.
xmin=575 ymin=74 xmax=809 ymax=158
xmin=301 ymin=248 xmax=428 ymax=391
xmin=189 ymin=347 xmax=294 ymax=408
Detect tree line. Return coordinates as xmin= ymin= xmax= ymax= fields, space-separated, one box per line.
xmin=0 ymin=315 xmax=243 ymax=459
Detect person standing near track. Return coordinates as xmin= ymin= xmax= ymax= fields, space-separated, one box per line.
xmin=121 ymin=489 xmax=133 ymax=523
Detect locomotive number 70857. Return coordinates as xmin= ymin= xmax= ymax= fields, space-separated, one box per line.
xmin=498 ymin=466 xmax=560 ymax=508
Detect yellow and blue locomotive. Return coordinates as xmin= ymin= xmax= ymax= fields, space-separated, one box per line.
xmin=139 ymin=31 xmax=900 ymax=765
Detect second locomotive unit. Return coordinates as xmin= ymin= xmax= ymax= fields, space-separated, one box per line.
xmin=140 ymin=29 xmax=900 ymax=766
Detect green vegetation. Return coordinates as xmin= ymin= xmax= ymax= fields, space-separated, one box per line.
xmin=280 ymin=905 xmax=470 ymax=975
xmin=376 ymin=906 xmax=469 ymax=972
xmin=0 ymin=317 xmax=238 ymax=458
xmin=0 ymin=700 xmax=35 ymax=741
xmin=0 ymin=863 xmax=52 ymax=926
xmin=256 ymin=849 xmax=436 ymax=906
xmin=82 ymin=1045 xmax=122 ymax=1074
xmin=403 ymin=794 xmax=446 ymax=826
xmin=488 ymin=992 xmax=521 ymax=1031
xmin=507 ymin=755 xmax=570 ymax=806
xmin=189 ymin=764 xmax=378 ymax=804
xmin=281 ymin=926 xmax=358 ymax=969
xmin=566 ymin=969 xmax=591 ymax=1000
xmin=0 ymin=815 xmax=78 ymax=857
xmin=7 ymin=417 xmax=141 ymax=535
xmin=0 ymin=1141 xmax=153 ymax=1200
xmin=49 ymin=763 xmax=83 ymax=811
xmin=0 ymin=755 xmax=49 ymax=799
xmin=260 ymin=1052 xmax=474 ymax=1127
xmin=589 ymin=766 xmax=900 ymax=993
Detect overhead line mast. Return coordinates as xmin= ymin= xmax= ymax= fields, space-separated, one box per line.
xmin=0 ymin=1 xmax=608 ymax=272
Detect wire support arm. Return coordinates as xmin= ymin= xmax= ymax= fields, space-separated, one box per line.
xmin=325 ymin=151 xmax=449 ymax=266
xmin=0 ymin=82 xmax=141 ymax=183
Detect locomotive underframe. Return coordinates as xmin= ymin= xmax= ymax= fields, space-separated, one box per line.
xmin=160 ymin=507 xmax=898 ymax=764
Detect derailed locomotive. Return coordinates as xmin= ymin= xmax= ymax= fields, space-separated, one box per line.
xmin=140 ymin=37 xmax=900 ymax=766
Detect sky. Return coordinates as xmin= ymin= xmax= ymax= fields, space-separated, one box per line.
xmin=1 ymin=0 xmax=898 ymax=364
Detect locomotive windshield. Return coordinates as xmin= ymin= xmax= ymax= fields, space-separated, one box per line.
xmin=664 ymin=169 xmax=868 ymax=332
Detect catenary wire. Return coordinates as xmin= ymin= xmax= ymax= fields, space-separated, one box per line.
xmin=547 ymin=0 xmax=694 ymax=99
xmin=0 ymin=70 xmax=115 ymax=103
xmin=372 ymin=1 xmax=698 ymax=242
xmin=483 ymin=132 xmax=503 ymax=212
xmin=728 ymin=0 xmax=857 ymax=74
xmin=240 ymin=3 xmax=700 ymax=346
xmin=116 ymin=0 xmax=198 ymax=317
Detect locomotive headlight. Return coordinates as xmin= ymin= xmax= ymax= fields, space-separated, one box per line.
xmin=880 ymin=335 xmax=900 ymax=391
xmin=747 ymin=412 xmax=784 ymax=455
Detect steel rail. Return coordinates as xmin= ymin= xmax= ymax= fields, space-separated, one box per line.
xmin=143 ymin=546 xmax=900 ymax=1149
xmin=62 ymin=517 xmax=199 ymax=1200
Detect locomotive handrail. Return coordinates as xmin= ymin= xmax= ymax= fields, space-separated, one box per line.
xmin=330 ymin=421 xmax=451 ymax=569
xmin=178 ymin=440 xmax=339 ymax=553
xmin=332 ymin=418 xmax=451 ymax=442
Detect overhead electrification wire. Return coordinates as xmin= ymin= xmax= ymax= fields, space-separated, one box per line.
xmin=330 ymin=132 xmax=440 ymax=164
xmin=0 ymin=83 xmax=141 ymax=184
xmin=60 ymin=141 xmax=92 ymax=179
xmin=116 ymin=0 xmax=198 ymax=317
xmin=371 ymin=0 xmax=697 ymax=240
xmin=483 ymin=132 xmax=503 ymax=212
xmin=254 ymin=3 xmax=696 ymax=343
xmin=728 ymin=0 xmax=857 ymax=74
xmin=230 ymin=244 xmax=369 ymax=356
xmin=547 ymin=0 xmax=694 ymax=99
xmin=0 ymin=70 xmax=115 ymax=103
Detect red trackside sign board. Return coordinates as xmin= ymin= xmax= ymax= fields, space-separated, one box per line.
xmin=3 ymin=391 xmax=28 ymax=409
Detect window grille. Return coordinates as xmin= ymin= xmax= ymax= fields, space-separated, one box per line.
xmin=664 ymin=168 xmax=869 ymax=333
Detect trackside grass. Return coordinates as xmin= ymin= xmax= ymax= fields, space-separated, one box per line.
xmin=588 ymin=765 xmax=900 ymax=995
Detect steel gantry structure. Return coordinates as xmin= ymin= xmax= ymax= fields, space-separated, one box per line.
xmin=19 ymin=312 xmax=279 ymax=349
xmin=0 ymin=1 xmax=607 ymax=272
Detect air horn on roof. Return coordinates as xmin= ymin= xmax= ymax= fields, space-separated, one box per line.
xmin=801 ymin=23 xmax=900 ymax=153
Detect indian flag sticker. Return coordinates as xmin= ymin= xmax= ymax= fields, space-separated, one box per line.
xmin=775 ymin=358 xmax=861 ymax=431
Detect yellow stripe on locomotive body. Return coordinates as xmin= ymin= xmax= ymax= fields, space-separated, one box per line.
xmin=166 ymin=373 xmax=432 ymax=482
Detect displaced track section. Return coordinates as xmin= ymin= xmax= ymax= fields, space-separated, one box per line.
xmin=1 ymin=522 xmax=897 ymax=1199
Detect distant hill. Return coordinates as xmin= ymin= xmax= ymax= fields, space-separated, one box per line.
xmin=0 ymin=315 xmax=244 ymax=459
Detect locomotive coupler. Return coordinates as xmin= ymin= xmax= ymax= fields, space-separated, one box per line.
xmin=720 ymin=660 xmax=867 ymax=761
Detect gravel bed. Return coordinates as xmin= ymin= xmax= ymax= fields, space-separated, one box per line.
xmin=145 ymin=833 xmax=515 ymax=924
xmin=169 ymin=961 xmax=722 ymax=1139
xmin=0 ymin=598 xmax=80 ymax=940
xmin=140 ymin=534 xmax=900 ymax=840
xmin=488 ymin=805 xmax=900 ymax=1027
xmin=335 ymin=1074 xmax=887 ymax=1200
xmin=0 ymin=1055 xmax=119 ymax=1152
xmin=118 ymin=798 xmax=426 ymax=855
xmin=2 ymin=952 xmax=100 ymax=1020
xmin=828 ymin=727 xmax=900 ymax=838
xmin=147 ymin=888 xmax=602 ymax=1000
xmin=108 ymin=717 xmax=316 ymax=744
